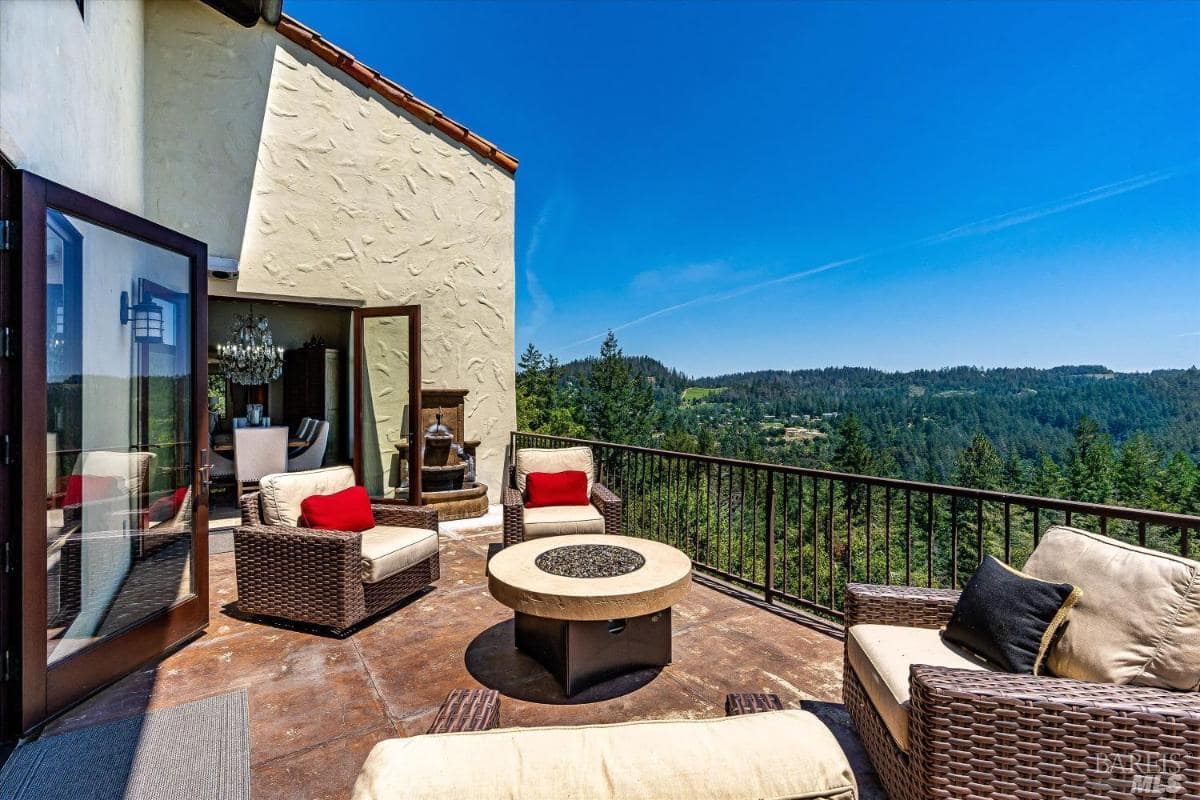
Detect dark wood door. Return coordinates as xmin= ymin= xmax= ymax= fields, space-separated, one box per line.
xmin=13 ymin=171 xmax=209 ymax=733
xmin=352 ymin=306 xmax=422 ymax=502
xmin=0 ymin=153 xmax=18 ymax=740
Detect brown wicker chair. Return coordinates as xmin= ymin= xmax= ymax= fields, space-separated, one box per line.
xmin=233 ymin=468 xmax=439 ymax=634
xmin=502 ymin=446 xmax=622 ymax=547
xmin=843 ymin=583 xmax=1200 ymax=800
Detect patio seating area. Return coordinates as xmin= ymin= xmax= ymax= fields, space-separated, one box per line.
xmin=41 ymin=514 xmax=879 ymax=800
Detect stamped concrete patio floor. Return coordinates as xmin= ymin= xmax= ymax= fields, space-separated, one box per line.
xmin=45 ymin=519 xmax=882 ymax=800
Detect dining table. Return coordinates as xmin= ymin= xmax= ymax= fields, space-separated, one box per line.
xmin=211 ymin=427 xmax=308 ymax=455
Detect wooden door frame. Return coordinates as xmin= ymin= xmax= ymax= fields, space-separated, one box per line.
xmin=351 ymin=306 xmax=422 ymax=503
xmin=15 ymin=171 xmax=209 ymax=733
xmin=0 ymin=151 xmax=18 ymax=740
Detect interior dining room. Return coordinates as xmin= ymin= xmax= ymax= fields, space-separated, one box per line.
xmin=206 ymin=298 xmax=352 ymax=528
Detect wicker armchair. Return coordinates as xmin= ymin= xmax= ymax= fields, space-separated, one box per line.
xmin=502 ymin=446 xmax=622 ymax=547
xmin=843 ymin=583 xmax=1200 ymax=800
xmin=233 ymin=467 xmax=439 ymax=634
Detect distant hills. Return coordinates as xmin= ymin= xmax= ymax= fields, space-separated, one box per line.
xmin=559 ymin=357 xmax=1200 ymax=480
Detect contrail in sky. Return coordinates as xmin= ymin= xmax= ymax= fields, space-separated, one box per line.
xmin=554 ymin=165 xmax=1189 ymax=353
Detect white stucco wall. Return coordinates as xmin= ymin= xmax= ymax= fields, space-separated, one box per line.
xmin=0 ymin=0 xmax=145 ymax=212
xmin=144 ymin=2 xmax=517 ymax=500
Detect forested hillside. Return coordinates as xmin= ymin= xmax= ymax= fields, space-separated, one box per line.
xmin=517 ymin=334 xmax=1200 ymax=515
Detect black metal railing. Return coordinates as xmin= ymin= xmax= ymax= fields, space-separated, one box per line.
xmin=512 ymin=432 xmax=1200 ymax=621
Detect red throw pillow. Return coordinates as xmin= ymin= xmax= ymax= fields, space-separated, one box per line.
xmin=63 ymin=474 xmax=122 ymax=506
xmin=149 ymin=486 xmax=190 ymax=522
xmin=299 ymin=485 xmax=375 ymax=532
xmin=525 ymin=470 xmax=589 ymax=508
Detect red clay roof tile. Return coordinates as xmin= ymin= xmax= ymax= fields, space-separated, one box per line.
xmin=275 ymin=14 xmax=518 ymax=174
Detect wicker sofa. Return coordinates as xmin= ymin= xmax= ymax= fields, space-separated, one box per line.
xmin=844 ymin=528 xmax=1200 ymax=800
xmin=352 ymin=689 xmax=857 ymax=799
xmin=502 ymin=446 xmax=622 ymax=547
xmin=234 ymin=466 xmax=439 ymax=633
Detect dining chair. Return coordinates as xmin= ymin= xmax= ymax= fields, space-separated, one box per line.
xmin=233 ymin=427 xmax=288 ymax=499
xmin=288 ymin=421 xmax=330 ymax=472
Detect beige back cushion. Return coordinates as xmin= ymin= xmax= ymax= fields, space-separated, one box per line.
xmin=353 ymin=709 xmax=856 ymax=800
xmin=514 ymin=447 xmax=595 ymax=495
xmin=77 ymin=450 xmax=154 ymax=496
xmin=1023 ymin=526 xmax=1200 ymax=690
xmin=259 ymin=465 xmax=356 ymax=526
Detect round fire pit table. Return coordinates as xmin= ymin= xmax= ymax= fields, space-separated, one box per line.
xmin=487 ymin=534 xmax=692 ymax=696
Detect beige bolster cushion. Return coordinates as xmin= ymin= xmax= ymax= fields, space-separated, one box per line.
xmin=1023 ymin=526 xmax=1200 ymax=690
xmin=514 ymin=446 xmax=595 ymax=495
xmin=352 ymin=710 xmax=857 ymax=800
xmin=258 ymin=465 xmax=356 ymax=527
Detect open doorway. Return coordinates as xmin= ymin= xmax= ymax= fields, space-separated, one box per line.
xmin=206 ymin=298 xmax=352 ymax=528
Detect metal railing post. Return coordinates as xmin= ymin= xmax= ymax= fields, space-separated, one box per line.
xmin=764 ymin=470 xmax=775 ymax=604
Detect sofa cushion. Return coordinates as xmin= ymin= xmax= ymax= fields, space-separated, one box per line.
xmin=352 ymin=709 xmax=856 ymax=800
xmin=522 ymin=504 xmax=605 ymax=539
xmin=361 ymin=526 xmax=439 ymax=584
xmin=847 ymin=624 xmax=996 ymax=751
xmin=943 ymin=555 xmax=1080 ymax=674
xmin=515 ymin=447 xmax=594 ymax=495
xmin=301 ymin=486 xmax=376 ymax=532
xmin=259 ymin=466 xmax=356 ymax=526
xmin=1022 ymin=525 xmax=1200 ymax=690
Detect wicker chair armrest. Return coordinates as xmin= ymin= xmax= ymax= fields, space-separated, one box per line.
xmin=844 ymin=583 xmax=960 ymax=629
xmin=234 ymin=523 xmax=362 ymax=551
xmin=239 ymin=491 xmax=264 ymax=526
xmin=909 ymin=665 xmax=1200 ymax=796
xmin=502 ymin=487 xmax=524 ymax=547
xmin=372 ymin=503 xmax=439 ymax=531
xmin=427 ymin=689 xmax=500 ymax=734
xmin=590 ymin=483 xmax=622 ymax=534
xmin=911 ymin=664 xmax=1200 ymax=718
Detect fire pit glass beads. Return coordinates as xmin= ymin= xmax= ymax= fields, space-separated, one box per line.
xmin=534 ymin=544 xmax=646 ymax=578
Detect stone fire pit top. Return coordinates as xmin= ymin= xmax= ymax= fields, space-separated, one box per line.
xmin=535 ymin=544 xmax=646 ymax=578
xmin=487 ymin=534 xmax=692 ymax=621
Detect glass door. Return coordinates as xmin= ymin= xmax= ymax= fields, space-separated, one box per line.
xmin=16 ymin=171 xmax=209 ymax=732
xmin=352 ymin=307 xmax=421 ymax=501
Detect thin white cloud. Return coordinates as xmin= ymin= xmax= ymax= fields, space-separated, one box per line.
xmin=552 ymin=165 xmax=1192 ymax=355
xmin=518 ymin=193 xmax=567 ymax=342
xmin=1178 ymin=331 xmax=1200 ymax=337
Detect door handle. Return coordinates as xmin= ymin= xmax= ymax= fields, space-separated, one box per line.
xmin=199 ymin=449 xmax=212 ymax=494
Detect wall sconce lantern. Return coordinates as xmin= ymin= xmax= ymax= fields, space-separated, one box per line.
xmin=120 ymin=290 xmax=164 ymax=344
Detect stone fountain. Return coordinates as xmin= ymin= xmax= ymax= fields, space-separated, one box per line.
xmin=394 ymin=389 xmax=489 ymax=520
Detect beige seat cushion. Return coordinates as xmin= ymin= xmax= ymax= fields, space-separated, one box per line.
xmin=360 ymin=526 xmax=439 ymax=584
xmin=522 ymin=504 xmax=605 ymax=538
xmin=1023 ymin=526 xmax=1200 ymax=690
xmin=514 ymin=446 xmax=594 ymax=495
xmin=352 ymin=709 xmax=856 ymax=800
xmin=847 ymin=624 xmax=996 ymax=751
xmin=258 ymin=465 xmax=356 ymax=526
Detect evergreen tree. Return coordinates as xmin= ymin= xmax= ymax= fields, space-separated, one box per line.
xmin=1159 ymin=451 xmax=1198 ymax=514
xmin=833 ymin=413 xmax=874 ymax=476
xmin=581 ymin=331 xmax=656 ymax=444
xmin=1115 ymin=432 xmax=1161 ymax=509
xmin=1029 ymin=451 xmax=1065 ymax=499
xmin=1066 ymin=416 xmax=1115 ymax=503
xmin=1003 ymin=448 xmax=1027 ymax=493
xmin=955 ymin=434 xmax=1004 ymax=491
xmin=516 ymin=343 xmax=586 ymax=437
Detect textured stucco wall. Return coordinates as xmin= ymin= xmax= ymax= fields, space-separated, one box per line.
xmin=0 ymin=0 xmax=145 ymax=212
xmin=144 ymin=2 xmax=517 ymax=501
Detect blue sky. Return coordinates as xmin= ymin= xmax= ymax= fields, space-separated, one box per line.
xmin=288 ymin=0 xmax=1199 ymax=376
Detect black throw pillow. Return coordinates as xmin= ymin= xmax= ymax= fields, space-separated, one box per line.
xmin=943 ymin=555 xmax=1080 ymax=674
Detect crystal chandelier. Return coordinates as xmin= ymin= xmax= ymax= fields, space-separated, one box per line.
xmin=216 ymin=313 xmax=284 ymax=385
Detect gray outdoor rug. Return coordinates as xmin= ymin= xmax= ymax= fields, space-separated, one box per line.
xmin=0 ymin=690 xmax=249 ymax=800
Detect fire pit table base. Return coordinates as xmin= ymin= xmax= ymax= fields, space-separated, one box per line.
xmin=514 ymin=609 xmax=672 ymax=697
